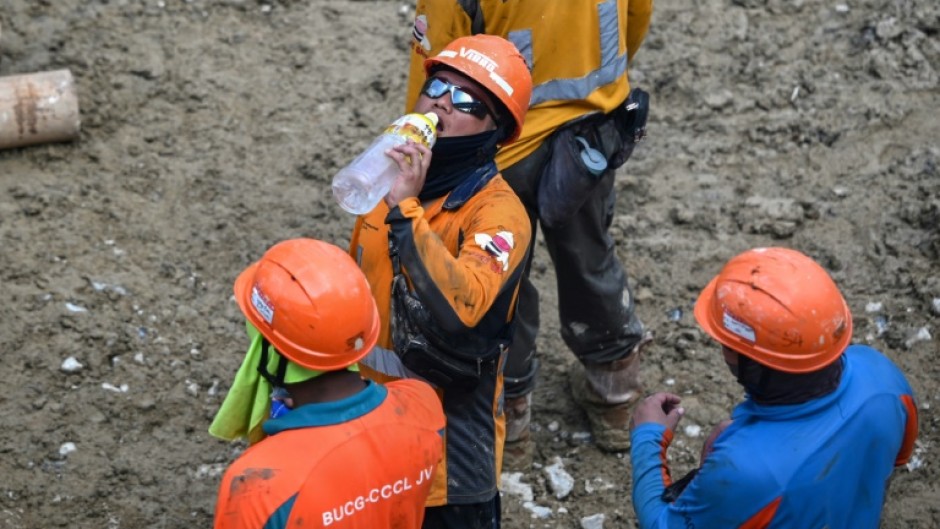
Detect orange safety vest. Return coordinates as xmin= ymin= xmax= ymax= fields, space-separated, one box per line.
xmin=213 ymin=380 xmax=445 ymax=529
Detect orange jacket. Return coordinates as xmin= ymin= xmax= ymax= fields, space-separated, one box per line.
xmin=350 ymin=165 xmax=531 ymax=505
xmin=213 ymin=380 xmax=445 ymax=529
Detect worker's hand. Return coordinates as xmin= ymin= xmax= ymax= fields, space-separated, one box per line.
xmin=384 ymin=140 xmax=432 ymax=208
xmin=631 ymin=392 xmax=684 ymax=432
xmin=700 ymin=418 xmax=732 ymax=462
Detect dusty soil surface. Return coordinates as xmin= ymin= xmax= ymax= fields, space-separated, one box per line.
xmin=1 ymin=1 xmax=937 ymax=527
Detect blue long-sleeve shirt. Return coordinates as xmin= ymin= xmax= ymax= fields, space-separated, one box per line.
xmin=631 ymin=345 xmax=919 ymax=529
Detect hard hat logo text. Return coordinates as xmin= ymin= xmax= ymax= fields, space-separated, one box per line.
xmin=458 ymin=47 xmax=498 ymax=72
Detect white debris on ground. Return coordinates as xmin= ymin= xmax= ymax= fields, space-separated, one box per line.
xmin=580 ymin=513 xmax=606 ymax=529
xmin=906 ymin=440 xmax=927 ymax=472
xmin=101 ymin=383 xmax=129 ymax=393
xmin=195 ymin=463 xmax=227 ymax=480
xmin=571 ymin=431 xmax=592 ymax=443
xmin=64 ymin=302 xmax=87 ymax=313
xmin=90 ymin=281 xmax=127 ymax=296
xmin=58 ymin=442 xmax=77 ymax=457
xmin=544 ymin=456 xmax=575 ymax=499
xmin=683 ymin=424 xmax=702 ymax=437
xmin=865 ymin=301 xmax=883 ymax=313
xmin=61 ymin=357 xmax=83 ymax=373
xmin=523 ymin=501 xmax=552 ymax=519
xmin=500 ymin=472 xmax=534 ymax=502
xmin=584 ymin=477 xmax=615 ymax=494
xmin=932 ymin=298 xmax=940 ymax=316
xmin=905 ymin=327 xmax=932 ymax=348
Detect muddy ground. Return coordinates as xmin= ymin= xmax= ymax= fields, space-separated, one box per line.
xmin=0 ymin=1 xmax=937 ymax=527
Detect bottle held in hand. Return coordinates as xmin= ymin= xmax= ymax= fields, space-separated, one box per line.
xmin=332 ymin=112 xmax=439 ymax=215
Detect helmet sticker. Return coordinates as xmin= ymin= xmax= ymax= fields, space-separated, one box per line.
xmin=475 ymin=231 xmax=515 ymax=271
xmin=251 ymin=285 xmax=275 ymax=325
xmin=722 ymin=310 xmax=755 ymax=342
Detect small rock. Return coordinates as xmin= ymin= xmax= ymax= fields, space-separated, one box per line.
xmin=59 ymin=442 xmax=77 ymax=457
xmin=500 ymin=472 xmax=534 ymax=502
xmin=931 ymin=298 xmax=940 ymax=316
xmin=905 ymin=327 xmax=931 ymax=349
xmin=875 ymin=17 xmax=902 ymax=40
xmin=65 ymin=303 xmax=87 ymax=313
xmin=684 ymin=424 xmax=702 ymax=437
xmin=581 ymin=513 xmax=606 ymax=529
xmin=874 ymin=315 xmax=889 ymax=336
xmin=702 ymin=89 xmax=733 ymax=110
xmin=522 ymin=501 xmax=552 ymax=519
xmin=544 ymin=456 xmax=575 ymax=499
xmin=865 ymin=301 xmax=883 ymax=313
xmin=571 ymin=431 xmax=592 ymax=443
xmin=61 ymin=357 xmax=83 ymax=373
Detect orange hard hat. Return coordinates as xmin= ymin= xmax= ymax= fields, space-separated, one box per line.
xmin=425 ymin=34 xmax=532 ymax=144
xmin=233 ymin=238 xmax=380 ymax=371
xmin=693 ymin=247 xmax=853 ymax=373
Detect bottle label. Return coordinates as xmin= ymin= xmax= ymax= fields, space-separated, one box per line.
xmin=385 ymin=114 xmax=436 ymax=148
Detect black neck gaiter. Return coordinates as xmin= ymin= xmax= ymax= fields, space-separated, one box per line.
xmin=419 ymin=129 xmax=500 ymax=202
xmin=735 ymin=355 xmax=844 ymax=405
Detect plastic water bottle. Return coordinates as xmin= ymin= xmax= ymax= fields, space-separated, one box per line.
xmin=332 ymin=112 xmax=439 ymax=215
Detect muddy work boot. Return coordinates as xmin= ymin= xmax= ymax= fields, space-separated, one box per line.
xmin=502 ymin=393 xmax=534 ymax=470
xmin=570 ymin=333 xmax=652 ymax=452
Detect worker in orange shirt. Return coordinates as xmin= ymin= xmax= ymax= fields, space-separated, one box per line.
xmin=351 ymin=35 xmax=533 ymax=528
xmin=210 ymin=238 xmax=445 ymax=529
xmin=405 ymin=0 xmax=655 ymax=458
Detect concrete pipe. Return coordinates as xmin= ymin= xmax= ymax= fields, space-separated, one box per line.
xmin=0 ymin=69 xmax=81 ymax=150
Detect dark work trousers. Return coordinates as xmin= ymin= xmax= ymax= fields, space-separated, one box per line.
xmin=422 ymin=494 xmax=500 ymax=529
xmin=499 ymin=137 xmax=646 ymax=398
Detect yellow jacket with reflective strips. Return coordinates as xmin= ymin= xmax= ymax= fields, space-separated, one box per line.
xmin=406 ymin=0 xmax=653 ymax=169
xmin=349 ymin=164 xmax=531 ymax=506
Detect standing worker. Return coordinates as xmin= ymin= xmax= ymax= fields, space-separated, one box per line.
xmin=211 ymin=238 xmax=445 ymax=529
xmin=630 ymin=247 xmax=920 ymax=529
xmin=351 ymin=35 xmax=532 ymax=529
xmin=406 ymin=0 xmax=655 ymax=456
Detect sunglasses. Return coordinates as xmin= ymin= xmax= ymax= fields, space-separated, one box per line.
xmin=421 ymin=77 xmax=491 ymax=119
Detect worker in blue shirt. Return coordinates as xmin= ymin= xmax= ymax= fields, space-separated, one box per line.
xmin=630 ymin=247 xmax=919 ymax=529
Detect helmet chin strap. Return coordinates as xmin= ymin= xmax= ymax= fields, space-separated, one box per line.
xmin=257 ymin=338 xmax=289 ymax=389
